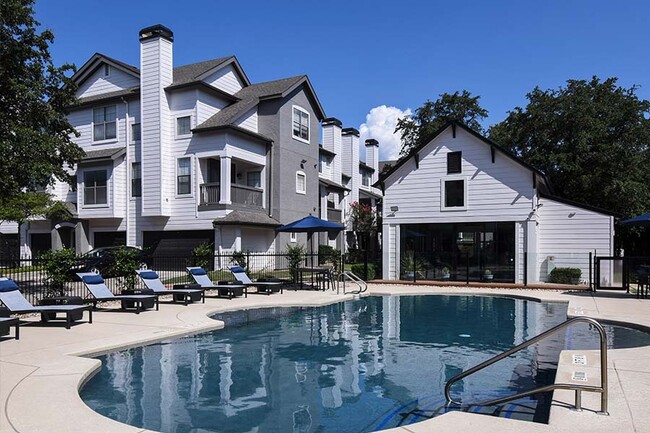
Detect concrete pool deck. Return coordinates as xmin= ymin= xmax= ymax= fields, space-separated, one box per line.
xmin=0 ymin=285 xmax=648 ymax=433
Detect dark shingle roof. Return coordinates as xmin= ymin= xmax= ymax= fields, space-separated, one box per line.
xmin=171 ymin=56 xmax=233 ymax=86
xmin=212 ymin=210 xmax=281 ymax=227
xmin=81 ymin=147 xmax=126 ymax=161
xmin=194 ymin=76 xmax=305 ymax=131
xmin=75 ymin=87 xmax=140 ymax=106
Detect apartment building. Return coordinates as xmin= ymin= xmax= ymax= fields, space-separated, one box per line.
xmin=0 ymin=25 xmax=381 ymax=259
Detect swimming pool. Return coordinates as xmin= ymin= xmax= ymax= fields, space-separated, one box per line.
xmin=80 ymin=295 xmax=650 ymax=433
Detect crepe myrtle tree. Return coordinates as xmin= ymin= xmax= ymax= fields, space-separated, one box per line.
xmin=349 ymin=201 xmax=377 ymax=253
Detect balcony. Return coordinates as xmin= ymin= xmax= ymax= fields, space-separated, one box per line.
xmin=200 ymin=183 xmax=264 ymax=209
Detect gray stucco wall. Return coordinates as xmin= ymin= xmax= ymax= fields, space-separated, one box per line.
xmin=258 ymin=85 xmax=321 ymax=252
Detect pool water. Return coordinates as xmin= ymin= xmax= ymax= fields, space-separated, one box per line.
xmin=81 ymin=295 xmax=650 ymax=433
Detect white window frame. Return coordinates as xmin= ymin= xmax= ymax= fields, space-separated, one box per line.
xmin=131 ymin=162 xmax=141 ymax=199
xmin=92 ymin=105 xmax=118 ymax=143
xmin=292 ymin=105 xmax=310 ymax=144
xmin=130 ymin=122 xmax=141 ymax=144
xmin=81 ymin=168 xmax=109 ymax=208
xmin=175 ymin=114 xmax=193 ymax=139
xmin=440 ymin=177 xmax=468 ymax=211
xmin=290 ymin=232 xmax=297 ymax=243
xmin=176 ymin=156 xmax=193 ymax=197
xmin=296 ymin=171 xmax=306 ymax=195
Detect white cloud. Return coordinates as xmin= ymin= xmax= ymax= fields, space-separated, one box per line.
xmin=359 ymin=105 xmax=411 ymax=162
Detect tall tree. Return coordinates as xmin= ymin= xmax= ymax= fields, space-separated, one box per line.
xmin=490 ymin=77 xmax=650 ymax=217
xmin=0 ymin=0 xmax=83 ymax=201
xmin=395 ymin=90 xmax=488 ymax=158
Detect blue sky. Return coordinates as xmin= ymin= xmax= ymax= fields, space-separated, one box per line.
xmin=36 ymin=0 xmax=650 ymax=160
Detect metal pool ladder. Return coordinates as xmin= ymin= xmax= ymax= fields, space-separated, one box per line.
xmin=339 ymin=271 xmax=368 ymax=294
xmin=444 ymin=317 xmax=609 ymax=415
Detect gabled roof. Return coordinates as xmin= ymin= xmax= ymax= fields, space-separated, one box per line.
xmin=71 ymin=53 xmax=248 ymax=97
xmin=194 ymin=75 xmax=326 ymax=132
xmin=80 ymin=147 xmax=126 ymax=162
xmin=74 ymin=87 xmax=140 ymax=107
xmin=376 ymin=121 xmax=551 ymax=191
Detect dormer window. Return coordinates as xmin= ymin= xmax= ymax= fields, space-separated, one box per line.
xmin=93 ymin=105 xmax=117 ymax=142
xmin=447 ymin=151 xmax=462 ymax=174
xmin=292 ymin=106 xmax=310 ymax=143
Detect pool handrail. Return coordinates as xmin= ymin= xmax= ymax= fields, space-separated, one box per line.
xmin=444 ymin=316 xmax=609 ymax=415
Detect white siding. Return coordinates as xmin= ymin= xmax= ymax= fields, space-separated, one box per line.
xmin=140 ymin=36 xmax=173 ymax=217
xmin=203 ymin=64 xmax=244 ymax=94
xmin=196 ymin=93 xmax=229 ymax=124
xmin=382 ymin=128 xmax=535 ymax=225
xmin=76 ymin=65 xmax=139 ymax=99
xmin=234 ymin=108 xmax=258 ymax=133
xmin=537 ymin=197 xmax=614 ymax=284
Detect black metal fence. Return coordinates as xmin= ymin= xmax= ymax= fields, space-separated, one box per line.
xmin=594 ymin=255 xmax=650 ymax=294
xmin=1 ymin=251 xmax=365 ymax=306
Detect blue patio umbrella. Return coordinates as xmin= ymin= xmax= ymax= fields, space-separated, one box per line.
xmin=275 ymin=215 xmax=345 ymax=264
xmin=620 ymin=213 xmax=650 ymax=227
xmin=275 ymin=215 xmax=345 ymax=234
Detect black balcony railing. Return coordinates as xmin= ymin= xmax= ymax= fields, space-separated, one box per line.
xmin=199 ymin=183 xmax=263 ymax=208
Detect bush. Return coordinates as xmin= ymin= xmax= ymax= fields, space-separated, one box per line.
xmin=350 ymin=263 xmax=375 ymax=281
xmin=230 ymin=250 xmax=248 ymax=272
xmin=192 ymin=242 xmax=213 ymax=269
xmin=549 ymin=267 xmax=582 ymax=284
xmin=318 ymin=244 xmax=340 ymax=267
xmin=286 ymin=244 xmax=305 ymax=283
xmin=108 ymin=246 xmax=141 ymax=290
xmin=41 ymin=248 xmax=77 ymax=297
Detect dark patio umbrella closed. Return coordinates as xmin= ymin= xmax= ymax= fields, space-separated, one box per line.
xmin=620 ymin=213 xmax=650 ymax=227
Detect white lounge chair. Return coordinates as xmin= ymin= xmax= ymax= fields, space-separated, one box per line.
xmin=77 ymin=272 xmax=158 ymax=313
xmin=186 ymin=267 xmax=246 ymax=299
xmin=0 ymin=277 xmax=92 ymax=329
xmin=136 ymin=270 xmax=205 ymax=304
xmin=228 ymin=266 xmax=283 ymax=295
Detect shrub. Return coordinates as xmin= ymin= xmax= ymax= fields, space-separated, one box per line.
xmin=230 ymin=250 xmax=248 ymax=272
xmin=41 ymin=248 xmax=78 ymax=297
xmin=549 ymin=267 xmax=582 ymax=284
xmin=350 ymin=263 xmax=375 ymax=281
xmin=192 ymin=242 xmax=213 ymax=269
xmin=108 ymin=246 xmax=141 ymax=290
xmin=286 ymin=244 xmax=305 ymax=283
xmin=318 ymin=244 xmax=340 ymax=267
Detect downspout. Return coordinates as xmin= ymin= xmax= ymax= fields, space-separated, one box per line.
xmin=268 ymin=144 xmax=273 ymax=218
xmin=122 ymin=97 xmax=130 ymax=246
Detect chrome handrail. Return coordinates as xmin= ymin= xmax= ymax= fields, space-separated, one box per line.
xmin=444 ymin=316 xmax=608 ymax=415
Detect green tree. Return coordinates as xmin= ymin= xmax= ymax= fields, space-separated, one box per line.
xmin=395 ymin=90 xmax=488 ymax=158
xmin=0 ymin=192 xmax=52 ymax=226
xmin=0 ymin=0 xmax=83 ymax=203
xmin=489 ymin=77 xmax=650 ymax=217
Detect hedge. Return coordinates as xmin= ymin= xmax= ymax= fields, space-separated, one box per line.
xmin=548 ymin=267 xmax=582 ymax=284
xmin=350 ymin=263 xmax=375 ymax=281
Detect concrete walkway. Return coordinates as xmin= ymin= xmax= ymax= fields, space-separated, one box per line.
xmin=0 ymin=285 xmax=648 ymax=433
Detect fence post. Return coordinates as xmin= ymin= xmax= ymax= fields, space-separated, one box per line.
xmin=589 ymin=252 xmax=592 ymax=291
xmin=466 ymin=252 xmax=470 ymax=285
xmin=364 ymin=248 xmax=369 ymax=281
xmin=524 ymin=251 xmax=528 ymax=286
xmin=413 ymin=251 xmax=417 ymax=283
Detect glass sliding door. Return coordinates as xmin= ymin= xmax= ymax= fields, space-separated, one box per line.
xmin=399 ymin=222 xmax=516 ymax=282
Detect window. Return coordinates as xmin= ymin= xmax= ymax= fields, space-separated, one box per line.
xmin=444 ymin=179 xmax=465 ymax=208
xmin=327 ymin=192 xmax=337 ymax=209
xmin=131 ymin=162 xmax=141 ymax=197
xmin=362 ymin=171 xmax=371 ymax=187
xmin=176 ymin=116 xmax=191 ymax=137
xmin=93 ymin=105 xmax=117 ymax=141
xmin=296 ymin=171 xmax=306 ymax=194
xmin=292 ymin=106 xmax=310 ymax=142
xmin=131 ymin=123 xmax=141 ymax=143
xmin=104 ymin=64 xmax=110 ymax=76
xmin=290 ymin=232 xmax=297 ymax=243
xmin=247 ymin=171 xmax=261 ymax=188
xmin=84 ymin=170 xmax=107 ymax=205
xmin=177 ymin=158 xmax=192 ymax=195
xmin=447 ymin=151 xmax=462 ymax=174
